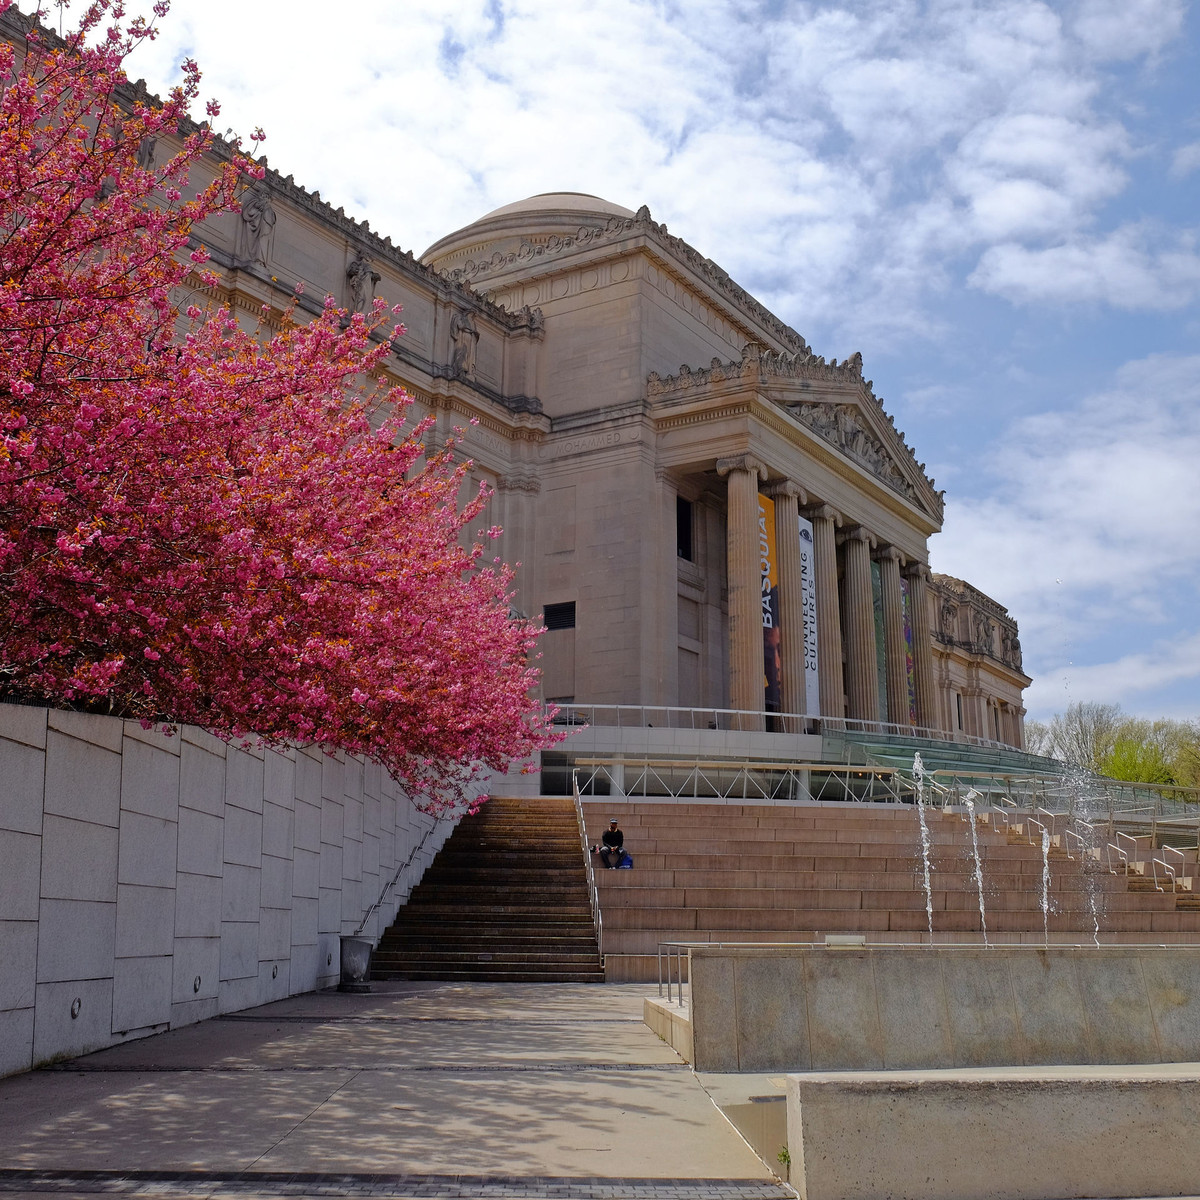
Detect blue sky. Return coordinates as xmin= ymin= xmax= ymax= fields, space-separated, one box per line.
xmin=123 ymin=0 xmax=1199 ymax=722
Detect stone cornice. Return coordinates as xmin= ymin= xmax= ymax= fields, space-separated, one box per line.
xmin=649 ymin=345 xmax=944 ymax=521
xmin=437 ymin=205 xmax=810 ymax=354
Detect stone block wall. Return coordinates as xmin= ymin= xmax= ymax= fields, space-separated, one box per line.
xmin=0 ymin=703 xmax=462 ymax=1077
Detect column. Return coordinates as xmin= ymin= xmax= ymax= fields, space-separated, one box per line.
xmin=903 ymin=562 xmax=939 ymax=734
xmin=717 ymin=455 xmax=767 ymax=722
xmin=807 ymin=504 xmax=844 ymax=718
xmin=840 ymin=525 xmax=879 ymax=725
xmin=765 ymin=480 xmax=808 ymax=725
xmin=878 ymin=546 xmax=909 ymax=727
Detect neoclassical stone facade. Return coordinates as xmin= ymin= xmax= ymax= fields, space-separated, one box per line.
xmin=17 ymin=37 xmax=1023 ymax=754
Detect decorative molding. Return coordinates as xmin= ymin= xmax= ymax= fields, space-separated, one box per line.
xmin=648 ymin=343 xmax=942 ymax=518
xmin=806 ymin=503 xmax=842 ymax=527
xmin=440 ymin=205 xmax=809 ymax=354
xmin=716 ymin=454 xmax=767 ymax=480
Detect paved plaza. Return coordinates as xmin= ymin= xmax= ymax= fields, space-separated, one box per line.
xmin=0 ymin=982 xmax=786 ymax=1200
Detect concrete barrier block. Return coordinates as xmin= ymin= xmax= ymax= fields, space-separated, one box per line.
xmin=787 ymin=1066 xmax=1200 ymax=1200
xmin=177 ymin=807 xmax=223 ymax=877
xmin=735 ymin=951 xmax=809 ymax=1071
xmin=1141 ymin=949 xmax=1200 ymax=1060
xmin=44 ymin=731 xmax=120 ymax=827
xmin=174 ymin=872 xmax=221 ymax=938
xmin=172 ymin=936 xmax=219 ymax=1002
xmin=32 ymin=978 xmax=114 ymax=1065
xmin=940 ymin=950 xmax=1023 ymax=1066
xmin=0 ymin=1007 xmax=34 ymax=1077
xmin=688 ymin=953 xmax=738 ymax=1070
xmin=40 ymin=816 xmax=117 ymax=902
xmin=0 ymin=703 xmax=47 ymax=749
xmin=179 ymin=742 xmax=225 ymax=817
xmin=803 ymin=950 xmax=884 ymax=1070
xmin=112 ymin=954 xmax=171 ymax=1032
xmin=221 ymin=863 xmax=262 ymax=923
xmin=115 ymin=884 xmax=175 ymax=958
xmin=262 ymin=800 xmax=294 ymax=859
xmin=1074 ymin=952 xmax=1161 ymax=1064
xmin=1007 ymin=948 xmax=1091 ymax=1064
xmin=117 ymin=812 xmax=178 ymax=889
xmin=0 ymin=738 xmax=46 ymax=835
xmin=222 ymin=804 xmax=262 ymax=869
xmin=874 ymin=948 xmax=954 ymax=1069
xmin=219 ymin=920 xmax=259 ymax=982
xmin=292 ymin=848 xmax=320 ymax=901
xmin=0 ymin=830 xmax=41 ymax=920
xmin=0 ymin=920 xmax=37 ymax=1010
xmin=225 ymin=748 xmax=263 ymax=814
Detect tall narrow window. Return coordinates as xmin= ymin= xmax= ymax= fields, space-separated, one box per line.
xmin=955 ymin=692 xmax=964 ymax=731
xmin=676 ymin=496 xmax=694 ymax=561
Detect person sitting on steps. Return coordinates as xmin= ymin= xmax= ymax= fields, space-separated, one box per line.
xmin=595 ymin=818 xmax=624 ymax=869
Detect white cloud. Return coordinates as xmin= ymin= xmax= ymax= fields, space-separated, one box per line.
xmin=933 ymin=353 xmax=1200 ymax=705
xmin=1171 ymin=142 xmax=1200 ymax=179
xmin=969 ymin=226 xmax=1200 ymax=308
xmin=112 ymin=0 xmax=1196 ymax=345
xmin=1026 ymin=632 xmax=1200 ymax=719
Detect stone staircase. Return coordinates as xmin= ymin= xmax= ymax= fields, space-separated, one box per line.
xmin=585 ymin=801 xmax=1200 ymax=980
xmin=372 ymin=796 xmax=603 ymax=983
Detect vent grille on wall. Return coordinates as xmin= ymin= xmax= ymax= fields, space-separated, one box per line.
xmin=543 ymin=601 xmax=576 ymax=631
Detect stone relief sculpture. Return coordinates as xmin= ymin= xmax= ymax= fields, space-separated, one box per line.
xmin=449 ymin=308 xmax=479 ymax=378
xmin=237 ymin=184 xmax=276 ymax=268
xmin=136 ymin=136 xmax=157 ymax=171
xmin=940 ymin=600 xmax=959 ymax=640
xmin=974 ymin=612 xmax=995 ymax=653
xmin=346 ymin=250 xmax=381 ymax=313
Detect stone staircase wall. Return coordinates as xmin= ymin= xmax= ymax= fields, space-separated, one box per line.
xmin=372 ymin=796 xmax=603 ymax=983
xmin=584 ymin=801 xmax=1200 ymax=981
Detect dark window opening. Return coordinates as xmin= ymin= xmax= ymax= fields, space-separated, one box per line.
xmin=676 ymin=496 xmax=694 ymax=561
xmin=543 ymin=601 xmax=576 ymax=631
xmin=956 ymin=693 xmax=964 ymax=731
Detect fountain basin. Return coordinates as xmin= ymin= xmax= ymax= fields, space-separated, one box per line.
xmin=663 ymin=943 xmax=1200 ymax=1072
xmin=788 ymin=1062 xmax=1200 ymax=1200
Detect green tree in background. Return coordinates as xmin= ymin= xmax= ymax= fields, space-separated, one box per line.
xmin=1026 ymin=702 xmax=1200 ymax=787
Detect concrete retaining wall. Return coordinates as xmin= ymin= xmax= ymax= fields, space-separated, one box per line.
xmin=0 ymin=703 xmax=462 ymax=1076
xmin=787 ymin=1065 xmax=1200 ymax=1200
xmin=688 ymin=943 xmax=1200 ymax=1071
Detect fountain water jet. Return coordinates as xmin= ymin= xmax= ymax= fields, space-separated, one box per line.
xmin=912 ymin=753 xmax=935 ymax=941
xmin=1040 ymin=826 xmax=1051 ymax=945
xmin=963 ymin=789 xmax=988 ymax=946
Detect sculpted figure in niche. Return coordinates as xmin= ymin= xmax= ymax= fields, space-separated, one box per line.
xmin=450 ymin=308 xmax=479 ymax=378
xmin=975 ymin=612 xmax=995 ymax=653
xmin=237 ymin=184 xmax=276 ymax=268
xmin=940 ymin=601 xmax=959 ymax=640
xmin=346 ymin=250 xmax=381 ymax=314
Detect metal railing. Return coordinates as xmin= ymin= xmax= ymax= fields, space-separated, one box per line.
xmin=571 ymin=769 xmax=603 ymax=960
xmin=353 ymin=815 xmax=449 ymax=938
xmin=574 ymin=757 xmax=909 ymax=805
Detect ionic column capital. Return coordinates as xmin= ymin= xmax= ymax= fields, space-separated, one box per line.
xmin=806 ymin=502 xmax=842 ymax=527
xmin=876 ymin=544 xmax=905 ymax=566
xmin=838 ymin=524 xmax=877 ymax=550
xmin=902 ymin=560 xmax=932 ymax=584
xmin=716 ymin=454 xmax=767 ymax=480
xmin=763 ymin=479 xmax=807 ymax=505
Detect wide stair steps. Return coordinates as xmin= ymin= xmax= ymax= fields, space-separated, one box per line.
xmin=584 ymin=801 xmax=1200 ymax=981
xmin=372 ymin=796 xmax=603 ymax=983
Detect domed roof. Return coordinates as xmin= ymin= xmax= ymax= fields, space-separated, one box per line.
xmin=478 ymin=193 xmax=636 ymax=222
xmin=421 ymin=192 xmax=638 ymax=273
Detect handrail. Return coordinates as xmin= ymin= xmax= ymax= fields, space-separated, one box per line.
xmin=572 ymin=768 xmax=603 ymax=960
xmin=353 ymin=815 xmax=447 ymax=937
xmin=1152 ymin=844 xmax=1188 ymax=894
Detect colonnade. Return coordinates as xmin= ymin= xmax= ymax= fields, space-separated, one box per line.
xmin=716 ymin=455 xmax=938 ymax=728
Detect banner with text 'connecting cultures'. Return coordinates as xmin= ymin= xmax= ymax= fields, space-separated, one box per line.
xmin=797 ymin=515 xmax=820 ymax=716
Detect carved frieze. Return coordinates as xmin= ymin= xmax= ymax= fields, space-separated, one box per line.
xmin=648 ymin=344 xmax=939 ymax=511
xmin=441 ymin=205 xmax=808 ymax=355
xmin=931 ymin=574 xmax=1024 ymax=672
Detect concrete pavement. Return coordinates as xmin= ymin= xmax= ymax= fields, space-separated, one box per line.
xmin=0 ymin=982 xmax=789 ymax=1200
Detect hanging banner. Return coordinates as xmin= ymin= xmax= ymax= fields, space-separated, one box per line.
xmin=757 ymin=493 xmax=781 ymax=713
xmin=797 ymin=514 xmax=820 ymax=715
xmin=871 ymin=560 xmax=888 ymax=723
xmin=900 ymin=576 xmax=917 ymax=724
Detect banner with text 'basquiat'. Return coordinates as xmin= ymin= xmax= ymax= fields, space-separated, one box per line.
xmin=757 ymin=493 xmax=781 ymax=713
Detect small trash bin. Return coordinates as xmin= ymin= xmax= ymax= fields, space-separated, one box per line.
xmin=338 ymin=936 xmax=372 ymax=993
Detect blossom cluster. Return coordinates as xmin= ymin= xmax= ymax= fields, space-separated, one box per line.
xmin=0 ymin=0 xmax=557 ymax=811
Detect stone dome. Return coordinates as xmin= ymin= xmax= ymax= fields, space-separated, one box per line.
xmin=421 ymin=192 xmax=637 ymax=274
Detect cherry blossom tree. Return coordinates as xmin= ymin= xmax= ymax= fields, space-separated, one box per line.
xmin=0 ymin=0 xmax=556 ymax=810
